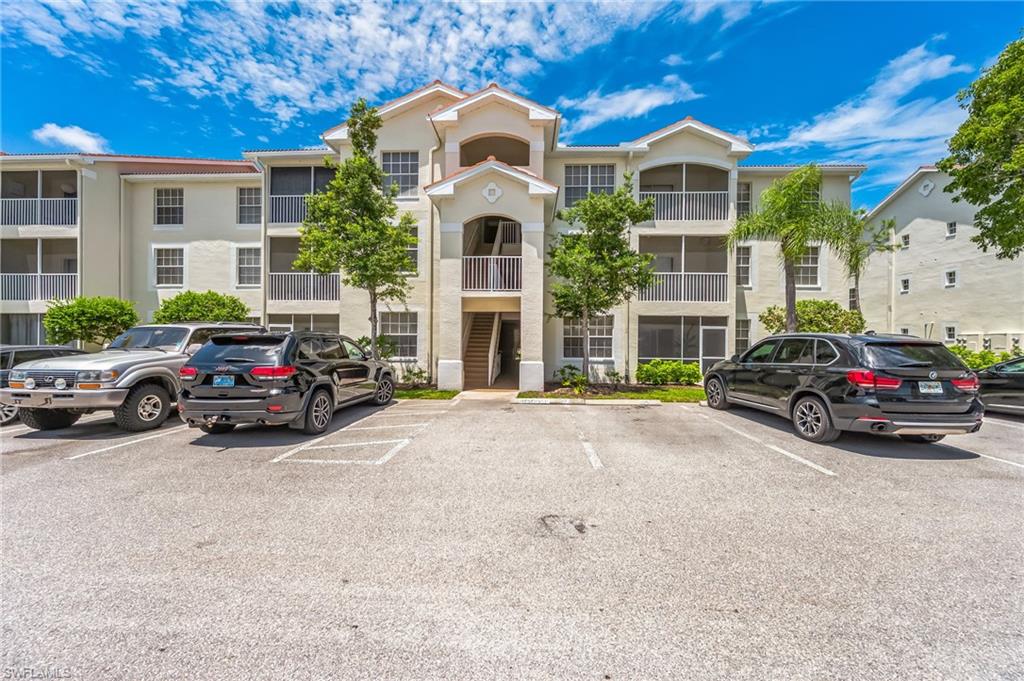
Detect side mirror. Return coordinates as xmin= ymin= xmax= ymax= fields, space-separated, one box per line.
xmin=730 ymin=354 xmax=740 ymax=363
xmin=185 ymin=343 xmax=203 ymax=356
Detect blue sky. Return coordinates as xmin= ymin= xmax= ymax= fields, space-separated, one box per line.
xmin=1 ymin=1 xmax=1020 ymax=207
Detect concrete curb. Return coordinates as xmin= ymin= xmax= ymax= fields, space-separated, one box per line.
xmin=511 ymin=398 xmax=662 ymax=406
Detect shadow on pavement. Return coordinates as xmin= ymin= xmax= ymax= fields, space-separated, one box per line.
xmin=5 ymin=415 xmax=182 ymax=442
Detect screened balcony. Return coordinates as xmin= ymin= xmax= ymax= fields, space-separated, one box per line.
xmin=266 ymin=237 xmax=339 ymax=301
xmin=638 ymin=236 xmax=728 ymax=303
xmin=0 ymin=238 xmax=78 ymax=300
xmin=1 ymin=170 xmax=78 ymax=226
xmin=268 ymin=166 xmax=333 ymax=224
xmin=461 ymin=215 xmax=522 ymax=292
xmin=639 ymin=163 xmax=729 ymax=221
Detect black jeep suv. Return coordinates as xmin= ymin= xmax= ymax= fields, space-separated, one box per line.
xmin=703 ymin=333 xmax=984 ymax=444
xmin=177 ymin=331 xmax=394 ymax=434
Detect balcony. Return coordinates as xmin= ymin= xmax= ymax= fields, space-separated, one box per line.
xmin=638 ymin=272 xmax=728 ymax=302
xmin=639 ymin=162 xmax=729 ymax=221
xmin=269 ymin=195 xmax=307 ymax=224
xmin=462 ymin=256 xmax=522 ymax=292
xmin=0 ymin=198 xmax=78 ymax=226
xmin=268 ymin=272 xmax=339 ymax=301
xmin=0 ymin=273 xmax=78 ymax=301
xmin=639 ymin=191 xmax=728 ymax=221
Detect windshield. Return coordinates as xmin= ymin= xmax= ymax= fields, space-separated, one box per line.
xmin=109 ymin=326 xmax=189 ymax=351
xmin=862 ymin=342 xmax=966 ymax=370
xmin=190 ymin=336 xmax=287 ymax=364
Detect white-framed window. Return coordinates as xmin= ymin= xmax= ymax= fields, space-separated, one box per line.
xmin=380 ymin=311 xmax=417 ymax=359
xmin=735 ymin=246 xmax=752 ymax=287
xmin=944 ymin=324 xmax=958 ymax=342
xmin=900 ymin=233 xmax=910 ymax=248
xmin=154 ymin=188 xmax=184 ymax=226
xmin=564 ymin=164 xmax=615 ymax=208
xmin=735 ymin=318 xmax=751 ymax=353
xmin=944 ymin=269 xmax=958 ymax=288
xmin=382 ymin=152 xmax=419 ymax=198
xmin=899 ymin=277 xmax=911 ymax=294
xmin=237 ymin=187 xmax=261 ymax=224
xmin=848 ymin=287 xmax=858 ymax=310
xmin=794 ymin=246 xmax=820 ymax=287
xmin=405 ymin=224 xmax=418 ymax=275
xmin=803 ymin=183 xmax=821 ymax=206
xmin=563 ymin=316 xmax=614 ymax=359
xmin=154 ymin=247 xmax=184 ymax=287
xmin=946 ymin=221 xmax=957 ymax=238
xmin=899 ymin=327 xmax=911 ymax=335
xmin=736 ymin=181 xmax=752 ymax=218
xmin=236 ymin=246 xmax=261 ymax=287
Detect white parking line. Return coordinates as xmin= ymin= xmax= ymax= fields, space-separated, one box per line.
xmin=343 ymin=423 xmax=428 ymax=431
xmin=369 ymin=410 xmax=448 ymax=417
xmin=984 ymin=418 xmax=1024 ymax=432
xmin=946 ymin=447 xmax=1024 ymax=470
xmin=304 ymin=439 xmax=406 ymax=450
xmin=64 ymin=425 xmax=187 ymax=461
xmin=566 ymin=406 xmax=603 ymax=469
xmin=693 ymin=411 xmax=837 ymax=477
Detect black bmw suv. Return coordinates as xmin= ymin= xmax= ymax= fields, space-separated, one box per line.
xmin=177 ymin=332 xmax=394 ymax=434
xmin=704 ymin=333 xmax=984 ymax=444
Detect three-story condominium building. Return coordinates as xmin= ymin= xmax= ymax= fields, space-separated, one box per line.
xmin=1 ymin=82 xmax=866 ymax=391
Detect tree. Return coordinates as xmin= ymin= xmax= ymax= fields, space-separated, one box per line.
xmin=821 ymin=206 xmax=895 ymax=313
xmin=152 ymin=290 xmax=250 ymax=324
xmin=727 ymin=164 xmax=842 ymax=332
xmin=295 ymin=98 xmax=417 ymax=359
xmin=759 ymin=299 xmax=866 ymax=335
xmin=938 ymin=34 xmax=1024 ymax=259
xmin=43 ymin=296 xmax=138 ymax=346
xmin=549 ymin=173 xmax=654 ymax=377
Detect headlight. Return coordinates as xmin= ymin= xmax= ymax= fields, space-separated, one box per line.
xmin=77 ymin=369 xmax=120 ymax=382
xmin=9 ymin=370 xmax=27 ymax=381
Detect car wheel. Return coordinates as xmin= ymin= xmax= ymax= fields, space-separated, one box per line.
xmin=0 ymin=403 xmax=19 ymax=425
xmin=704 ymin=377 xmax=729 ymax=410
xmin=114 ymin=383 xmax=171 ymax=432
xmin=899 ymin=434 xmax=946 ymax=444
xmin=17 ymin=408 xmax=81 ymax=431
xmin=791 ymin=396 xmax=840 ymax=443
xmin=373 ymin=375 xmax=395 ymax=406
xmin=302 ymin=388 xmax=334 ymax=435
xmin=200 ymin=423 xmax=235 ymax=435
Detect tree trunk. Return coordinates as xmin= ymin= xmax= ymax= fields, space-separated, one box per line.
xmin=581 ymin=310 xmax=590 ymax=380
xmin=784 ymin=260 xmax=798 ymax=332
xmin=368 ymin=289 xmax=379 ymax=359
xmin=851 ymin=272 xmax=862 ymax=313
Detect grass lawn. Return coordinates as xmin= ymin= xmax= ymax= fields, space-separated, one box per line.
xmin=518 ymin=385 xmax=705 ymax=403
xmin=395 ymin=387 xmax=461 ymax=400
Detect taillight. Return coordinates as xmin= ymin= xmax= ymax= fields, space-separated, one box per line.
xmin=846 ymin=369 xmax=902 ymax=390
xmin=951 ymin=374 xmax=980 ymax=392
xmin=179 ymin=366 xmax=198 ymax=380
xmin=250 ymin=365 xmax=297 ymax=379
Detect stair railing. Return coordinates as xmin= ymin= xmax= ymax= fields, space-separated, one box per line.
xmin=487 ymin=313 xmax=501 ymax=386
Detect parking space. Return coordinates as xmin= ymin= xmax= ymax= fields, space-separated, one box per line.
xmin=2 ymin=399 xmax=1022 ymax=679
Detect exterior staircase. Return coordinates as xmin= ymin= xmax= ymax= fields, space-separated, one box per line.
xmin=464 ymin=313 xmax=495 ymax=388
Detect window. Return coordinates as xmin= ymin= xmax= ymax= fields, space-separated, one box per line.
xmin=944 ymin=325 xmax=958 ymax=342
xmin=735 ymin=246 xmax=752 ymax=287
xmin=405 ymin=224 xmax=418 ymax=274
xmin=946 ymin=222 xmax=957 ymax=238
xmin=848 ymin=287 xmax=858 ymax=310
xmin=296 ymin=337 xmax=324 ymax=360
xmin=237 ymin=187 xmax=261 ymax=224
xmin=563 ymin=316 xmax=614 ymax=359
xmin=154 ymin=248 xmax=184 ymax=287
xmin=944 ymin=270 xmax=958 ymax=288
xmin=899 ymin=327 xmax=911 ymax=335
xmin=794 ymin=246 xmax=820 ymax=287
xmin=154 ymin=188 xmax=184 ymax=225
xmin=735 ymin=319 xmax=751 ymax=353
xmin=380 ymin=311 xmax=417 ymax=358
xmin=900 ymin=233 xmax=910 ymax=248
xmin=900 ymin=277 xmax=911 ymax=294
xmin=236 ymin=247 xmax=261 ymax=287
xmin=342 ymin=338 xmax=367 ymax=360
xmin=564 ymin=164 xmax=615 ymax=208
xmin=814 ymin=340 xmax=838 ymax=364
xmin=803 ymin=183 xmax=821 ymax=206
xmin=382 ymin=152 xmax=419 ymax=198
xmin=737 ymin=182 xmax=752 ymax=218
xmin=774 ymin=338 xmax=814 ymax=364
xmin=318 ymin=336 xmax=345 ymax=360
xmin=743 ymin=340 xmax=778 ymax=363
xmin=638 ymin=316 xmax=681 ymax=359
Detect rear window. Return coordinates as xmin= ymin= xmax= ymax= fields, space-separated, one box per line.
xmin=862 ymin=342 xmax=966 ymax=370
xmin=191 ymin=336 xmax=287 ymax=364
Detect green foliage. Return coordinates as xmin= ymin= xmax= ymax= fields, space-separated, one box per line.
xmin=759 ymin=299 xmax=866 ymax=335
xmin=635 ymin=359 xmax=702 ymax=385
xmin=553 ymin=364 xmax=589 ymax=394
xmin=400 ymin=364 xmax=430 ymax=388
xmin=295 ymin=98 xmax=417 ymax=358
xmin=604 ymin=368 xmax=623 ymax=388
xmin=938 ymin=34 xmax=1024 ymax=259
xmin=152 ymin=290 xmax=250 ymax=324
xmin=394 ymin=388 xmax=459 ymax=400
xmin=43 ymin=296 xmax=139 ymax=346
xmin=821 ymin=207 xmax=896 ymax=312
xmin=355 ymin=335 xmax=396 ymax=361
xmin=946 ymin=344 xmax=1023 ymax=370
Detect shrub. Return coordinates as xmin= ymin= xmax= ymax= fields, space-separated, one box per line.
xmin=401 ymin=364 xmax=430 ymax=387
xmin=760 ymin=299 xmax=866 ymax=335
xmin=356 ymin=335 xmax=396 ymax=360
xmin=635 ymin=359 xmax=702 ymax=385
xmin=947 ymin=344 xmax=1023 ymax=369
xmin=554 ymin=364 xmax=589 ymax=394
xmin=605 ymin=368 xmax=623 ymax=388
xmin=43 ymin=296 xmax=139 ymax=346
xmin=153 ymin=290 xmax=250 ymax=324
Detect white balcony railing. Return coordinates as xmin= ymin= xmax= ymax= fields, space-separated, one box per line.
xmin=267 ymin=272 xmax=340 ymax=301
xmin=0 ymin=198 xmax=78 ymax=226
xmin=639 ymin=272 xmax=728 ymax=303
xmin=462 ymin=256 xmax=522 ymax=292
xmin=269 ymin=195 xmax=307 ymax=224
xmin=0 ymin=273 xmax=78 ymax=300
xmin=639 ymin=191 xmax=729 ymax=221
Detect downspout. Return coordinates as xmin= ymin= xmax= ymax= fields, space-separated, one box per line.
xmin=118 ymin=174 xmax=126 ymax=299
xmin=252 ymin=156 xmax=268 ymax=326
xmin=428 ymin=116 xmax=443 ymax=380
xmin=625 ymin=149 xmax=634 ymax=383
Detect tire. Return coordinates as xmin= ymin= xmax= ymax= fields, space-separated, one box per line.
xmin=791 ymin=396 xmax=840 ymax=443
xmin=899 ymin=434 xmax=946 ymax=444
xmin=704 ymin=377 xmax=730 ymax=410
xmin=302 ymin=388 xmax=334 ymax=435
xmin=373 ymin=375 xmax=395 ymax=406
xmin=18 ymin=408 xmax=81 ymax=431
xmin=200 ymin=423 xmax=235 ymax=435
xmin=0 ymin=403 xmax=19 ymax=426
xmin=113 ymin=383 xmax=171 ymax=432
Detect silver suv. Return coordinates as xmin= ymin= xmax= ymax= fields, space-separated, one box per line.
xmin=0 ymin=322 xmax=263 ymax=432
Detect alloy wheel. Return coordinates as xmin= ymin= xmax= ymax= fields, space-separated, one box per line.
xmin=706 ymin=380 xmax=722 ymax=406
xmin=311 ymin=394 xmax=332 ymax=430
xmin=137 ymin=395 xmax=164 ymax=422
xmin=0 ymin=404 xmax=18 ymax=425
xmin=795 ymin=401 xmax=823 ymax=437
xmin=376 ymin=379 xmax=394 ymax=403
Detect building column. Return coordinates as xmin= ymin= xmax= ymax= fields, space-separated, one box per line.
xmin=518 ymin=221 xmax=545 ymax=391
xmin=436 ymin=221 xmax=464 ymax=390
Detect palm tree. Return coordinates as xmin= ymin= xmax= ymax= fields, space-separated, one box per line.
xmin=821 ymin=206 xmax=894 ymax=313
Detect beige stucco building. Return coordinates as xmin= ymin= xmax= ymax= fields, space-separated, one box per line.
xmin=2 ymin=81 xmax=869 ymax=391
xmin=860 ymin=166 xmax=1024 ymax=352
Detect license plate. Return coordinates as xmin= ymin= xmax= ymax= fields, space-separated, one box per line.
xmin=918 ymin=381 xmax=943 ymax=394
xmin=212 ymin=375 xmax=235 ymax=387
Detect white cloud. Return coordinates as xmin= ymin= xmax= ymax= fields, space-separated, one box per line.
xmin=557 ymin=75 xmax=704 ymax=138
xmin=707 ymin=49 xmax=725 ymax=62
xmin=31 ymin=123 xmax=110 ymax=153
xmin=661 ymin=53 xmax=690 ymax=67
xmin=256 ymin=135 xmax=269 ymax=144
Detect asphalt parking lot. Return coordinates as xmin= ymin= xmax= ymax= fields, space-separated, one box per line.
xmin=2 ymin=397 xmax=1022 ymax=680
